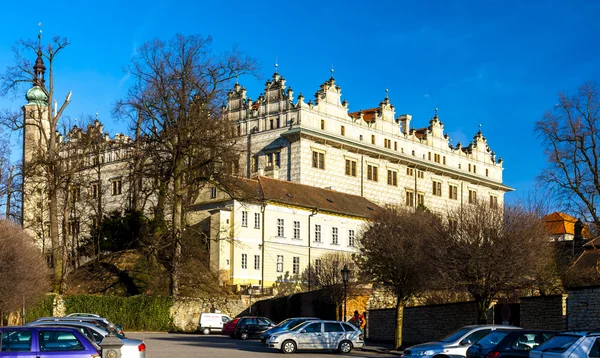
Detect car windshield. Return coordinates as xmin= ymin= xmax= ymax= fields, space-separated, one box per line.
xmin=276 ymin=319 xmax=292 ymax=328
xmin=439 ymin=327 xmax=474 ymax=343
xmin=533 ymin=335 xmax=581 ymax=353
xmin=475 ymin=331 xmax=509 ymax=349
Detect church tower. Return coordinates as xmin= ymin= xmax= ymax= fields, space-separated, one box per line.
xmin=22 ymin=45 xmax=51 ymax=248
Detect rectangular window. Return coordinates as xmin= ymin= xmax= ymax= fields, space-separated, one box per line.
xmin=111 ymin=179 xmax=122 ymax=196
xmin=275 ymin=152 xmax=281 ymax=167
xmin=267 ymin=153 xmax=273 ymax=167
xmin=314 ymin=224 xmax=322 ymax=242
xmin=417 ymin=193 xmax=425 ymax=206
xmin=473 ymin=165 xmax=477 ymax=174
xmin=241 ymin=211 xmax=248 ymax=227
xmin=406 ymin=168 xmax=413 ymax=176
xmin=254 ymin=255 xmax=260 ymax=270
xmin=486 ymin=168 xmax=489 ymax=177
xmin=348 ymin=230 xmax=355 ymax=247
xmin=468 ymin=163 xmax=472 ymax=172
xmin=293 ymin=221 xmax=300 ymax=239
xmin=417 ymin=170 xmax=424 ymax=179
xmin=315 ymin=258 xmax=322 ymax=274
xmin=293 ymin=257 xmax=300 ymax=274
xmin=277 ymin=255 xmax=284 ymax=272
xmin=443 ymin=156 xmax=446 ymax=165
xmin=384 ymin=139 xmax=391 ymax=149
xmin=345 ymin=159 xmax=357 ymax=177
xmin=269 ymin=119 xmax=274 ymax=129
xmin=341 ymin=125 xmax=345 ymax=136
xmin=312 ymin=151 xmax=325 ymax=169
xmin=469 ymin=189 xmax=477 ymax=204
xmin=70 ymin=186 xmax=80 ymax=204
xmin=277 ymin=218 xmax=285 ymax=237
xmin=253 ymin=156 xmax=259 ymax=172
xmin=394 ymin=141 xmax=398 ymax=151
xmin=428 ymin=152 xmax=432 ymax=161
xmin=68 ymin=219 xmax=80 ymax=236
xmin=387 ymin=170 xmax=398 ymax=186
xmin=367 ymin=165 xmax=378 ymax=181
xmin=432 ymin=180 xmax=442 ymax=196
xmin=91 ymin=182 xmax=99 ymax=199
xmin=332 ymin=227 xmax=339 ymax=245
xmin=406 ymin=190 xmax=414 ymax=207
xmin=371 ymin=135 xmax=376 ymax=144
xmin=241 ymin=254 xmax=248 ymax=269
xmin=449 ymin=184 xmax=458 ymax=200
xmin=321 ymin=119 xmax=325 ymax=130
xmin=210 ymin=187 xmax=217 ymax=198
xmin=434 ymin=154 xmax=440 ymax=163
xmin=254 ymin=213 xmax=261 ymax=229
xmin=490 ymin=195 xmax=498 ymax=208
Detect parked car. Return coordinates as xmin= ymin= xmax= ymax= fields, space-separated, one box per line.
xmin=530 ymin=332 xmax=600 ymax=358
xmin=233 ymin=316 xmax=275 ymax=340
xmin=260 ymin=317 xmax=319 ymax=343
xmin=27 ymin=321 xmax=146 ymax=358
xmin=65 ymin=313 xmax=124 ymax=334
xmin=199 ymin=313 xmax=232 ymax=335
xmin=33 ymin=316 xmax=124 ymax=336
xmin=222 ymin=318 xmax=240 ymax=336
xmin=402 ymin=325 xmax=522 ymax=358
xmin=467 ymin=329 xmax=555 ymax=358
xmin=266 ymin=319 xmax=364 ymax=354
xmin=0 ymin=326 xmax=100 ymax=357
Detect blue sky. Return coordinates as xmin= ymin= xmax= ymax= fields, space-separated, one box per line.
xmin=1 ymin=0 xmax=599 ymax=202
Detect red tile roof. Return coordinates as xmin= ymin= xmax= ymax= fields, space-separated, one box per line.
xmin=349 ymin=108 xmax=378 ymax=123
xmin=543 ymin=211 xmax=591 ymax=237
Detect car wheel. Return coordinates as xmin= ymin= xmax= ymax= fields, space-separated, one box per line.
xmin=202 ymin=327 xmax=210 ymax=335
xmin=338 ymin=340 xmax=352 ymax=354
xmin=281 ymin=340 xmax=297 ymax=354
xmin=240 ymin=332 xmax=249 ymax=340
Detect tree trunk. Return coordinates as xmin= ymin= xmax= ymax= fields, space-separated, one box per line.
xmin=476 ymin=298 xmax=491 ymax=324
xmin=171 ymin=175 xmax=183 ymax=297
xmin=395 ymin=297 xmax=405 ymax=350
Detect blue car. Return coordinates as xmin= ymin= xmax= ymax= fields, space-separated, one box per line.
xmin=260 ymin=317 xmax=318 ymax=343
xmin=0 ymin=326 xmax=100 ymax=357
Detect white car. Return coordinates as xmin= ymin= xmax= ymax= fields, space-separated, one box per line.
xmin=27 ymin=320 xmax=146 ymax=358
xmin=199 ymin=312 xmax=232 ymax=335
xmin=402 ymin=325 xmax=521 ymax=358
xmin=266 ymin=319 xmax=364 ymax=354
xmin=530 ymin=332 xmax=600 ymax=358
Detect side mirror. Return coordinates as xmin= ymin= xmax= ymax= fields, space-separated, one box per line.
xmin=460 ymin=339 xmax=472 ymax=346
xmin=301 ymin=329 xmax=307 ymax=334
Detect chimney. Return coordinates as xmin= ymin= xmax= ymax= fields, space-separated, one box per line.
xmin=398 ymin=114 xmax=412 ymax=135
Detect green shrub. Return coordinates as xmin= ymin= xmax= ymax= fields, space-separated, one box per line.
xmin=64 ymin=295 xmax=173 ymax=331
xmin=24 ymin=294 xmax=55 ymax=323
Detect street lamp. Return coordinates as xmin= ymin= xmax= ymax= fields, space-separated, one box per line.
xmin=341 ymin=264 xmax=351 ymax=321
xmin=248 ymin=287 xmax=254 ymax=315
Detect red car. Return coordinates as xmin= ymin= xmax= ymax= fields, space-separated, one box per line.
xmin=221 ymin=317 xmax=240 ymax=336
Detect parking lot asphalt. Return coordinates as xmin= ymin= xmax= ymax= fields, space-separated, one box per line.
xmin=127 ymin=332 xmax=401 ymax=357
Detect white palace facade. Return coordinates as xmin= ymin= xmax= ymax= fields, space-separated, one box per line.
xmin=226 ymin=71 xmax=513 ymax=213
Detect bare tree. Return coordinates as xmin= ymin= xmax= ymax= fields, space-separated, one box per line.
xmin=114 ymin=34 xmax=258 ymax=296
xmin=0 ymin=219 xmax=49 ymax=316
xmin=357 ymin=208 xmax=436 ymax=349
xmin=428 ymin=202 xmax=551 ymax=323
xmin=302 ymin=252 xmax=357 ymax=320
xmin=535 ymin=82 xmax=600 ymax=230
xmin=0 ymin=33 xmax=72 ymax=293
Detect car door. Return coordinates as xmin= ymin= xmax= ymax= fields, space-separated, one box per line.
xmin=36 ymin=329 xmax=93 ymax=358
xmin=296 ymin=322 xmax=325 ymax=349
xmin=0 ymin=329 xmax=36 ymax=358
xmin=324 ymin=322 xmax=346 ymax=349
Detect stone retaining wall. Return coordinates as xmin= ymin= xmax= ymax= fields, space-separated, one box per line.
xmin=520 ymin=295 xmax=567 ymax=331
xmin=567 ymin=285 xmax=600 ymax=331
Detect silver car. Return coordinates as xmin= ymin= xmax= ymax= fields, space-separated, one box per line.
xmin=27 ymin=320 xmax=146 ymax=358
xmin=266 ymin=319 xmax=364 ymax=354
xmin=402 ymin=325 xmax=521 ymax=358
xmin=530 ymin=332 xmax=600 ymax=358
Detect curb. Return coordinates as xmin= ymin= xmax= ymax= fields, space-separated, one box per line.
xmin=360 ymin=345 xmax=403 ymax=355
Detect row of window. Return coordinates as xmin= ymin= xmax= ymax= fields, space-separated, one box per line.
xmin=240 ymin=255 xmax=350 ymax=276
xmin=241 ymin=211 xmax=357 ymax=246
xmin=68 ymin=179 xmax=123 ymax=204
xmin=404 ymin=187 xmax=497 ymax=207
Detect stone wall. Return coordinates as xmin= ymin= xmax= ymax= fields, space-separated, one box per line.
xmin=367 ymin=308 xmax=396 ymax=342
xmin=520 ymin=295 xmax=567 ymax=331
xmin=170 ymin=296 xmax=264 ymax=331
xmin=567 ymin=285 xmax=600 ymax=331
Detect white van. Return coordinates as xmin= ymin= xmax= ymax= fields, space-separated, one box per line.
xmin=199 ymin=313 xmax=232 ymax=334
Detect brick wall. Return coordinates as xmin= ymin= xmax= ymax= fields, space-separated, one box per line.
xmin=520 ymin=295 xmax=567 ymax=331
xmin=567 ymin=285 xmax=600 ymax=331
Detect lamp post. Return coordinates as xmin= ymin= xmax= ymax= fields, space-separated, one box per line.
xmin=248 ymin=287 xmax=254 ymax=315
xmin=341 ymin=264 xmax=350 ymax=321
